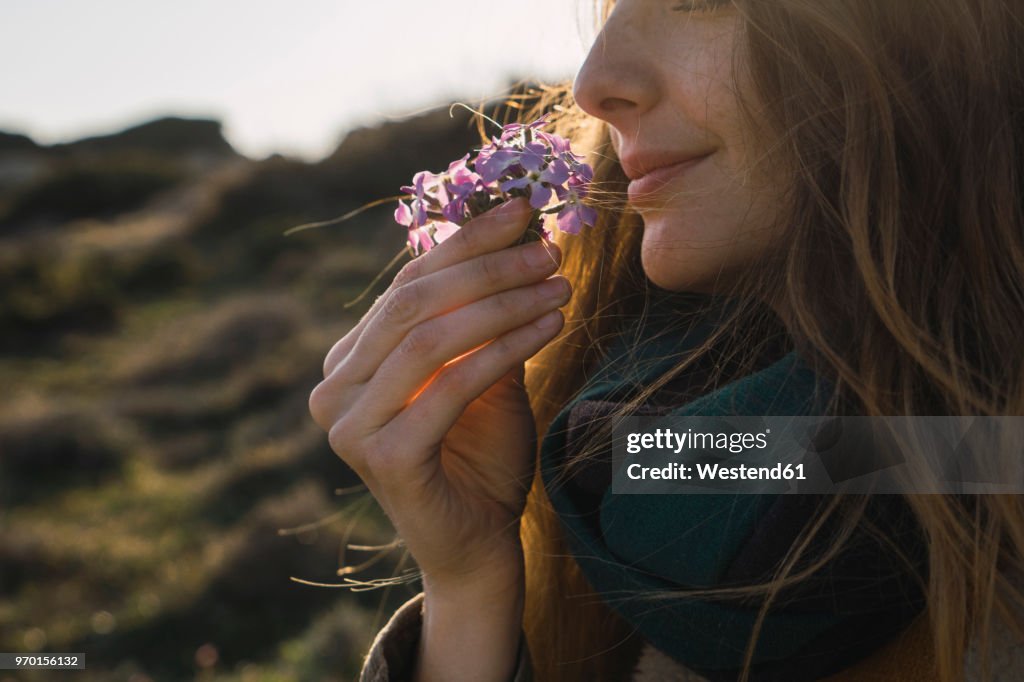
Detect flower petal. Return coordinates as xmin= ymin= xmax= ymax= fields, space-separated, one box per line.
xmin=476 ymin=147 xmax=521 ymax=184
xmin=394 ymin=200 xmax=412 ymax=227
xmin=580 ymin=204 xmax=598 ymax=228
xmin=408 ymin=226 xmax=433 ymax=255
xmin=431 ymin=221 xmax=460 ymax=245
xmin=529 ymin=183 xmax=553 ymax=209
xmin=519 ymin=142 xmax=548 ymax=172
xmin=540 ymin=158 xmax=570 ymax=186
xmin=412 ymin=198 xmax=428 ymax=227
xmin=446 ymin=153 xmax=471 ymax=175
xmin=499 ymin=175 xmax=531 ymax=193
xmin=556 ymin=206 xmax=583 ymax=234
xmin=537 ymin=130 xmax=570 ymax=155
xmin=441 ymin=200 xmax=464 ymax=223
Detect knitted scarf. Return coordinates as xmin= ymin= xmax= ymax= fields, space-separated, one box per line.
xmin=538 ymin=291 xmax=929 ymax=682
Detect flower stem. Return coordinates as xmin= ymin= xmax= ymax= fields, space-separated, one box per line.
xmin=539 ymin=202 xmax=566 ymax=214
xmin=513 ymin=208 xmax=548 ymax=247
xmin=282 ymin=195 xmax=406 ymax=236
xmin=448 ymin=101 xmax=504 ymax=132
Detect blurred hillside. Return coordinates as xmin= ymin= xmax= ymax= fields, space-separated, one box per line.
xmin=0 ymin=88 xmax=542 ymax=681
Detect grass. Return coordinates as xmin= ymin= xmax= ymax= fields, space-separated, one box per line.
xmin=0 ymin=142 xmax=428 ymax=680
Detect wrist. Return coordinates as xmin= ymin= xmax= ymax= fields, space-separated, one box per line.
xmin=422 ymin=545 xmax=525 ymax=610
xmin=421 ymin=532 xmax=526 ymax=604
xmin=417 ymin=564 xmax=525 ymax=682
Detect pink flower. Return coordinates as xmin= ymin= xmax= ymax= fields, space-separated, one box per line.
xmin=395 ymin=169 xmax=446 ymax=231
xmin=441 ymin=153 xmax=484 ymax=223
xmin=394 ymin=113 xmax=597 ymax=253
xmin=498 ymin=142 xmax=571 ymax=209
xmin=554 ymin=166 xmax=597 ymax=234
xmin=475 ymin=142 xmax=522 ymax=185
xmin=497 ymin=113 xmax=553 ymax=143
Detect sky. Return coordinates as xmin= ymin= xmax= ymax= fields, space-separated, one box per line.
xmin=0 ymin=1 xmax=597 ymax=162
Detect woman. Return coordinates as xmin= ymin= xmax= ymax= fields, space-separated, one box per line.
xmin=308 ymin=0 xmax=1024 ymax=680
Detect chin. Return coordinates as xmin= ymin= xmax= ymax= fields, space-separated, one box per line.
xmin=640 ymin=227 xmax=722 ymax=294
xmin=640 ymin=248 xmax=718 ymax=294
xmin=639 ymin=215 xmax=757 ymax=294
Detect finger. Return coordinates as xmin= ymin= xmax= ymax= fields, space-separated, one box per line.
xmin=333 ymin=237 xmax=562 ymax=385
xmin=354 ymin=276 xmax=571 ymax=430
xmin=386 ymin=308 xmax=565 ymax=455
xmin=408 ymin=196 xmax=536 ymax=279
xmin=321 ymin=197 xmax=534 ymax=377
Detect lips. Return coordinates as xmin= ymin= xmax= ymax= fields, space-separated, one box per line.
xmin=625 ymin=153 xmax=712 ymax=204
xmin=621 ymin=151 xmax=713 ymax=181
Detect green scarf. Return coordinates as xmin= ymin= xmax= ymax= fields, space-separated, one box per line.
xmin=539 ymin=292 xmax=927 ymax=681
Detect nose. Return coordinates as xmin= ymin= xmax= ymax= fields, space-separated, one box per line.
xmin=572 ymin=5 xmax=659 ymax=133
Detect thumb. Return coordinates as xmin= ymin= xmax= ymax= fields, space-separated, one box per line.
xmin=503 ymin=361 xmax=526 ymax=389
xmin=476 ymin=361 xmax=528 ymax=412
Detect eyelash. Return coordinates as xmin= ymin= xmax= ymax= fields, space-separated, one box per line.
xmin=671 ymin=0 xmax=731 ymax=12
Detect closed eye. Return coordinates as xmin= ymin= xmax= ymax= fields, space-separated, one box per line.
xmin=671 ymin=0 xmax=732 ymax=12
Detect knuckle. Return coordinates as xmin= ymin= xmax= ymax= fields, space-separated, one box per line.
xmin=382 ymin=281 xmax=421 ymax=326
xmin=308 ymin=382 xmax=335 ymax=429
xmin=322 ymin=354 xmax=337 ymax=379
xmin=478 ymin=251 xmax=505 ymax=287
xmin=392 ymin=258 xmax=422 ymax=288
xmin=516 ymin=244 xmax=540 ymax=274
xmin=399 ymin=321 xmax=440 ymax=358
xmin=433 ymin=364 xmax=468 ymax=399
xmin=328 ymin=417 xmax=364 ymax=468
xmin=363 ymin=436 xmax=402 ymax=479
xmin=325 ymin=356 xmax=357 ymax=384
xmin=458 ymin=217 xmax=486 ymax=251
xmin=323 ymin=341 xmax=350 ymax=379
xmin=491 ymin=332 xmax=518 ymax=358
xmin=497 ymin=288 xmax=527 ymax=316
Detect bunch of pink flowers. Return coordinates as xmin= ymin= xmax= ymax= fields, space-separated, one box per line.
xmin=394 ymin=114 xmax=597 ymax=255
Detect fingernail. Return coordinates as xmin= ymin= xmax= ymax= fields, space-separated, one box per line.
xmin=534 ymin=309 xmax=563 ymax=330
xmin=525 ymin=241 xmax=558 ymax=268
xmin=492 ymin=197 xmax=530 ymax=217
xmin=540 ymin=277 xmax=570 ymax=298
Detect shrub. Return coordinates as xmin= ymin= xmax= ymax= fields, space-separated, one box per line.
xmin=0 ymin=403 xmax=128 ymax=505
xmin=0 ymin=156 xmax=187 ymax=229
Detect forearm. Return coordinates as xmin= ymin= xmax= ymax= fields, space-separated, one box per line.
xmin=413 ymin=559 xmax=526 ymax=682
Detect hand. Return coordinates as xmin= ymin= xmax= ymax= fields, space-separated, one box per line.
xmin=308 ymin=197 xmax=569 ymax=591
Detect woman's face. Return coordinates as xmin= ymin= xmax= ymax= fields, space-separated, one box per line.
xmin=573 ymin=0 xmax=786 ymax=293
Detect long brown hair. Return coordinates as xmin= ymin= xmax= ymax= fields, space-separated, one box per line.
xmin=514 ymin=1 xmax=1024 ymax=680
